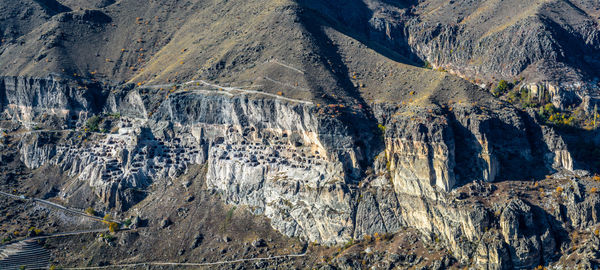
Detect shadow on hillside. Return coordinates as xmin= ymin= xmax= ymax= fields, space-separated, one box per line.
xmin=298 ymin=3 xmax=389 ymax=182
xmin=540 ymin=13 xmax=600 ymax=80
xmin=33 ymin=0 xmax=71 ymax=15
xmin=530 ymin=203 xmax=570 ymax=267
xmin=449 ymin=109 xmax=554 ymax=189
xmin=298 ymin=0 xmax=423 ymax=67
xmin=553 ymin=125 xmax=600 ymax=175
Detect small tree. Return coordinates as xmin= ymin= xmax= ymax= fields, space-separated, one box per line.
xmin=555 ymin=187 xmax=563 ymax=194
xmin=123 ymin=218 xmax=132 ymax=227
xmin=85 ymin=115 xmax=101 ymax=132
xmin=492 ymin=80 xmax=510 ymax=97
xmin=108 ymin=222 xmax=119 ymax=233
xmin=377 ymin=124 xmax=386 ymax=138
xmin=85 ymin=207 xmax=96 ymax=216
xmin=594 ymin=104 xmax=598 ymax=129
xmin=28 ymin=227 xmax=41 ymax=236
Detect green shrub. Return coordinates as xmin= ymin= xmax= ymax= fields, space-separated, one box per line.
xmin=123 ymin=218 xmax=132 ymax=227
xmin=226 ymin=207 xmax=235 ymax=222
xmin=492 ymin=80 xmax=512 ymax=97
xmin=28 ymin=227 xmax=41 ymax=236
xmin=85 ymin=207 xmax=96 ymax=216
xmin=343 ymin=239 xmax=354 ymax=249
xmin=377 ymin=124 xmax=386 ymax=140
xmin=85 ymin=115 xmax=101 ymax=132
xmin=221 ymin=206 xmax=236 ymax=232
xmin=101 ymin=233 xmax=116 ymax=241
xmin=535 ymin=104 xmax=577 ymax=127
xmin=546 ymin=112 xmax=575 ymax=127
xmin=507 ymin=88 xmax=532 ymax=106
xmin=505 ymin=89 xmax=584 ymax=128
xmin=537 ymin=103 xmax=557 ymax=122
xmin=543 ymin=103 xmax=556 ymax=115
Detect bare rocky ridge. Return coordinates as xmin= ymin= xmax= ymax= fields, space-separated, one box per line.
xmin=1 ymin=0 xmax=600 ymax=269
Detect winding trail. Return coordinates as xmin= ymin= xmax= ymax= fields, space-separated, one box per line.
xmin=15 ymin=129 xmax=74 ymax=135
xmin=263 ymin=76 xmax=311 ymax=92
xmin=9 ymin=129 xmax=110 ymax=138
xmin=142 ymin=79 xmax=314 ymax=105
xmin=266 ymin=59 xmax=305 ymax=74
xmin=26 ymin=228 xmax=110 ymax=241
xmin=185 ymin=80 xmax=314 ymax=105
xmin=57 ymin=251 xmax=308 ymax=269
xmin=0 ymin=191 xmax=120 ymax=224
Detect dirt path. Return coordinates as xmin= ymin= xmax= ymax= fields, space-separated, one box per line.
xmin=58 ymin=251 xmax=308 ymax=269
xmin=0 ymin=191 xmax=120 ymax=224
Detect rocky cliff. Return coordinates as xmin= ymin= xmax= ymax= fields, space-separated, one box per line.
xmin=3 ymin=74 xmax=599 ymax=268
xmin=2 ymin=0 xmax=600 ymax=269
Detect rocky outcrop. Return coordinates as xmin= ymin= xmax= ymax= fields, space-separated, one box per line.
xmin=157 ymin=92 xmax=361 ymax=244
xmin=498 ymin=199 xmax=555 ymax=268
xmin=11 ymin=87 xmax=369 ymax=244
xmin=373 ymin=103 xmax=572 ymax=197
xmin=559 ymin=181 xmax=600 ymax=229
xmin=541 ymin=125 xmax=574 ymax=171
xmin=19 ymin=132 xmax=57 ymax=169
xmin=522 ymin=81 xmax=599 ymax=111
xmin=0 ymin=76 xmax=106 ymax=127
xmin=401 ymin=0 xmax=600 ymax=90
xmin=475 ymin=230 xmax=513 ymax=270
xmin=6 ymin=79 xmax=594 ymax=268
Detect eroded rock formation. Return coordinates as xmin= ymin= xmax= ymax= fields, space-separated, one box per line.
xmin=4 ymin=75 xmax=599 ymax=268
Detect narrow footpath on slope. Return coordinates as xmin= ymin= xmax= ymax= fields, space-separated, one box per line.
xmin=0 ymin=190 xmax=120 ymax=224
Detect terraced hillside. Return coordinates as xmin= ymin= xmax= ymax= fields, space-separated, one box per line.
xmin=0 ymin=241 xmax=51 ymax=270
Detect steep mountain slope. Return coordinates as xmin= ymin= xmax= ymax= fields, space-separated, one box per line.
xmin=1 ymin=0 xmax=600 ymax=269
xmin=2 ymin=0 xmax=598 ymax=103
xmin=407 ymin=0 xmax=600 ymax=82
xmin=0 ymin=0 xmax=481 ymax=103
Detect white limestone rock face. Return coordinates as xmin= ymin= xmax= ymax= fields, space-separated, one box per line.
xmin=0 ymin=76 xmax=101 ymax=125
xmin=540 ymin=125 xmax=574 ymax=171
xmin=7 ymin=80 xmax=597 ymax=268
xmin=19 ymin=133 xmax=57 ymax=169
xmin=383 ymin=116 xmax=456 ymax=198
xmin=150 ymin=91 xmax=362 ymax=244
